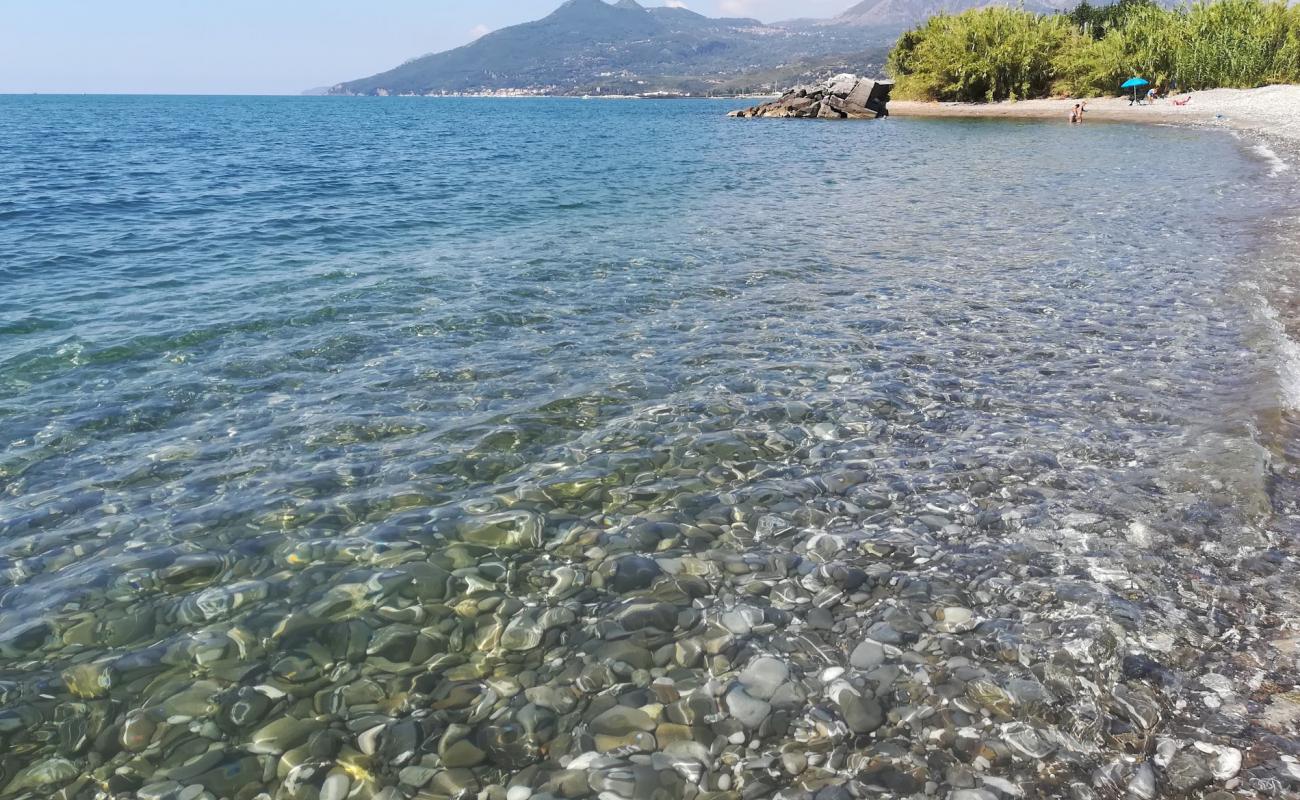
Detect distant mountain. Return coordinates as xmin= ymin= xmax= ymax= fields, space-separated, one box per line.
xmin=331 ymin=0 xmax=894 ymax=96
xmin=329 ymin=0 xmax=1098 ymax=97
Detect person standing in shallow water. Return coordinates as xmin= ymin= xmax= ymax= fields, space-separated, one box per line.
xmin=1070 ymin=103 xmax=1084 ymax=124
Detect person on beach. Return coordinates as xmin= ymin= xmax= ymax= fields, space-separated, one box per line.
xmin=1147 ymin=87 xmax=1157 ymax=104
xmin=1070 ymin=103 xmax=1081 ymax=124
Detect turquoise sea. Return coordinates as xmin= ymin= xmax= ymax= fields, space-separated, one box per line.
xmin=2 ymin=96 xmax=1300 ymax=799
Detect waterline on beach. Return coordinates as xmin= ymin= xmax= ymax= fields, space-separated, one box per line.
xmin=1253 ymin=142 xmax=1292 ymax=176
xmin=1245 ymin=281 xmax=1300 ymax=410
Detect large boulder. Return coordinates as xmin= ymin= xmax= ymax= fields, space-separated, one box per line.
xmin=827 ymin=73 xmax=860 ymax=98
xmin=846 ymin=79 xmax=876 ymax=108
xmin=730 ymin=75 xmax=892 ymax=121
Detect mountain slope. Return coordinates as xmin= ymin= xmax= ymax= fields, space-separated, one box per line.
xmin=333 ymin=0 xmax=1108 ymax=96
xmin=332 ymin=0 xmax=885 ymax=96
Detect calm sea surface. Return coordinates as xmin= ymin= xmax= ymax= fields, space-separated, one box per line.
xmin=1 ymin=96 xmax=1299 ymax=799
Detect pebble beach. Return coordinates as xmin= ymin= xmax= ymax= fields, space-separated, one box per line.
xmin=890 ymin=85 xmax=1300 ymax=147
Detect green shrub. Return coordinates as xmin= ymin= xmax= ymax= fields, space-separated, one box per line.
xmin=888 ymin=0 xmax=1300 ymax=101
xmin=1283 ymin=6 xmax=1300 ymax=77
xmin=1178 ymin=0 xmax=1291 ymax=87
xmin=1068 ymin=0 xmax=1164 ymax=40
xmin=1053 ymin=30 xmax=1127 ymax=96
xmin=886 ymin=8 xmax=1073 ymax=101
xmin=1110 ymin=3 xmax=1185 ymax=89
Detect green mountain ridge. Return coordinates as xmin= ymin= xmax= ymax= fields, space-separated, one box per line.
xmin=331 ymin=0 xmax=898 ymax=96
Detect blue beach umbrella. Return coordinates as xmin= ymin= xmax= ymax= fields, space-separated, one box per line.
xmin=1121 ymin=76 xmax=1150 ymax=103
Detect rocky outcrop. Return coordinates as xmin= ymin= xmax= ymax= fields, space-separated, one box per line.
xmin=729 ymin=74 xmax=893 ymax=120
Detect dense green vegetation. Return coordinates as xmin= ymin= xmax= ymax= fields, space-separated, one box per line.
xmin=886 ymin=0 xmax=1300 ymax=102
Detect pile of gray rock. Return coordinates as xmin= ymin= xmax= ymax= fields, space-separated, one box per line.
xmin=730 ymin=74 xmax=893 ymax=120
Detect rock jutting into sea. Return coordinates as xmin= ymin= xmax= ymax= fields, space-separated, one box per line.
xmin=729 ymin=74 xmax=894 ymax=120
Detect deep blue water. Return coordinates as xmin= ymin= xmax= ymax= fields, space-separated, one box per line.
xmin=1 ymin=96 xmax=1299 ymax=799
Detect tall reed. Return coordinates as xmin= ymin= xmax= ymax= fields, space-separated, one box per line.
xmin=887 ymin=0 xmax=1300 ymax=101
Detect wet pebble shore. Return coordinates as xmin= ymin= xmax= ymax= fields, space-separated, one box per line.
xmin=3 ymin=419 xmax=1300 ymax=800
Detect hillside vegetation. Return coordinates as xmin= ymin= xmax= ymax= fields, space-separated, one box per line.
xmin=886 ymin=0 xmax=1300 ymax=101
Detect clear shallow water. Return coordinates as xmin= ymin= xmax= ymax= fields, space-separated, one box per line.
xmin=1 ymin=96 xmax=1299 ymax=800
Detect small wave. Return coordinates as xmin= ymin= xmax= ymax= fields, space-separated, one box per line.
xmin=1253 ymin=143 xmax=1291 ymax=177
xmin=1249 ymin=282 xmax=1300 ymax=410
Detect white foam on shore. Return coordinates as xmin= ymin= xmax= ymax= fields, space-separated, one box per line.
xmin=1253 ymin=142 xmax=1291 ymax=177
xmin=1248 ymin=280 xmax=1300 ymax=410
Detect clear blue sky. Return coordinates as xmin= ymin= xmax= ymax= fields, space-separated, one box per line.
xmin=0 ymin=0 xmax=851 ymax=94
